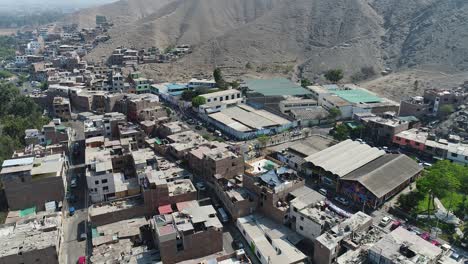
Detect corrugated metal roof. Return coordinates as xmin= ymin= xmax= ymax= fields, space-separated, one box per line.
xmin=305 ymin=140 xmax=385 ymax=177
xmin=341 ymin=154 xmax=421 ymax=198
xmin=245 ymin=78 xmax=311 ymax=96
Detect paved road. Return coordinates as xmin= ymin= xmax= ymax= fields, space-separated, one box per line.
xmin=60 ymin=138 xmax=89 ymax=264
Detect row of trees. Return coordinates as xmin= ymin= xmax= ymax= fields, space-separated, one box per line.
xmin=0 ymin=36 xmax=17 ymax=61
xmin=0 ymin=82 xmax=49 ymax=163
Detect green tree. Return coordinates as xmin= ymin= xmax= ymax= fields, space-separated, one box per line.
xmin=332 ymin=124 xmax=349 ymax=141
xmin=245 ymin=62 xmax=253 ymax=69
xmin=417 ymin=160 xmax=460 ymax=216
xmin=398 ymin=192 xmax=422 ymax=212
xmin=300 ymin=78 xmax=311 ymax=88
xmin=328 ymin=107 xmax=341 ymax=121
xmin=230 ymin=81 xmax=240 ymax=89
xmin=39 ymin=81 xmax=48 ymax=91
xmin=192 ymin=96 xmax=207 ymax=107
xmin=324 ymin=69 xmax=344 ymax=83
xmin=257 ymin=134 xmax=270 ymax=148
xmin=0 ymin=70 xmax=12 ymax=79
xmin=213 ymin=68 xmax=226 ymax=89
xmin=440 ymin=105 xmax=454 ymax=116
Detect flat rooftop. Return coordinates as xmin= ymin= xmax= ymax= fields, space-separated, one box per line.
xmin=167 ymin=179 xmax=196 ymax=196
xmin=0 ymin=213 xmax=61 ymax=257
xmin=89 ymin=197 xmax=144 ymax=217
xmin=237 ymin=215 xmax=306 ymax=264
xmin=245 ymin=78 xmax=311 ymax=96
xmin=330 ymin=88 xmax=382 ymax=104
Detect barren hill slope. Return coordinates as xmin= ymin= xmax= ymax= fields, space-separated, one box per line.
xmin=75 ymin=0 xmax=468 ymax=87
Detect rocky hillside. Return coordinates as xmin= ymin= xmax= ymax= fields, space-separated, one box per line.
xmin=70 ymin=0 xmax=468 ymax=89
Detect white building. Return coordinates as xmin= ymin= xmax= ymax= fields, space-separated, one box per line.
xmin=236 ymin=215 xmax=307 ymax=264
xmin=188 ymin=78 xmax=216 ymax=89
xmin=85 ymin=147 xmax=117 ymax=202
xmin=198 ymin=89 xmax=244 ymax=113
xmin=447 ymin=143 xmax=468 ymax=165
xmin=15 ymin=55 xmax=28 ymax=65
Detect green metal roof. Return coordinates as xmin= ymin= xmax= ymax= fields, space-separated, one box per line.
xmin=19 ymin=206 xmax=36 ymax=217
xmin=245 ymin=78 xmax=311 ymax=96
xmin=330 ymin=89 xmax=382 ymax=104
xmin=155 ymin=138 xmax=162 ymax=145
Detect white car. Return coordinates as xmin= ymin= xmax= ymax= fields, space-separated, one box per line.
xmin=379 ymin=216 xmax=392 ymax=227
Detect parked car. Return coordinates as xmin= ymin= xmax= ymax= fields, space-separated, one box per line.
xmin=195 ymin=182 xmax=206 ymax=191
xmin=77 ymin=256 xmax=86 ymax=264
xmin=318 ymin=188 xmax=328 ymax=196
xmin=70 ymin=177 xmax=78 ymax=188
xmin=334 ymin=197 xmax=349 ymax=206
xmin=379 ymin=216 xmax=392 ymax=227
xmin=431 ymin=240 xmax=441 ymax=246
xmin=390 ymin=220 xmax=402 ymax=231
xmin=69 ymin=206 xmax=75 ymax=216
xmin=232 ymin=239 xmax=244 ymax=250
xmin=451 ymin=252 xmax=462 ymax=261
xmin=420 ymin=232 xmax=430 ymax=241
xmin=78 ymin=232 xmax=87 ymax=241
xmin=217 ymin=207 xmax=229 ymax=223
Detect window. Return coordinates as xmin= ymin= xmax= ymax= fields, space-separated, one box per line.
xmin=237 ymin=94 xmax=240 ymax=98
xmin=415 ymin=142 xmax=420 ymax=146
xmin=103 ymin=186 xmax=109 ymax=191
xmin=293 ymin=207 xmax=298 ymax=212
xmin=256 ymin=251 xmax=261 ymax=259
xmin=102 ymin=179 xmax=108 ymax=184
xmin=405 ymin=139 xmax=410 ymax=143
xmin=225 ymin=96 xmax=229 ymax=100
xmin=300 ymin=216 xmax=304 ymax=221
xmin=299 ymin=226 xmax=303 ymax=230
xmin=451 ymin=153 xmax=458 ymax=158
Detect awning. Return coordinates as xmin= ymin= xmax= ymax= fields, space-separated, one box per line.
xmin=158 ymin=204 xmax=173 ymax=215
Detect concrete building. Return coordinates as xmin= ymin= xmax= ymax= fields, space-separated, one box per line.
xmin=90 ymin=217 xmax=160 ymax=263
xmin=151 ymin=202 xmax=223 ymax=264
xmin=244 ymin=158 xmax=305 ymax=224
xmin=165 ymin=130 xmax=208 ymax=159
xmin=368 ymin=227 xmax=446 ymax=264
xmin=447 ymin=143 xmax=468 ymax=165
xmin=236 ymin=214 xmax=307 ymax=264
xmin=188 ymin=78 xmax=216 ymax=89
xmin=52 ymin=96 xmax=71 ymax=121
xmin=399 ymin=96 xmax=430 ymax=118
xmin=423 ymin=88 xmax=467 ymax=116
xmin=289 ymin=106 xmax=330 ymax=127
xmin=157 ymin=121 xmax=190 ymax=138
xmin=205 ymin=104 xmax=295 ymax=140
xmin=0 ymin=213 xmax=62 ymax=264
xmin=198 ymin=89 xmax=244 ymax=113
xmin=313 ymin=212 xmax=373 ymax=264
xmin=213 ymin=176 xmax=258 ymax=220
xmin=288 ymin=186 xmax=340 ymax=241
xmin=25 ymin=121 xmax=72 ymax=153
xmin=278 ymin=98 xmax=318 ymax=114
xmin=187 ymin=142 xmax=244 ymax=181
xmin=0 ymin=154 xmax=66 ymax=211
xmin=83 ymin=112 xmax=126 ymax=139
xmin=361 ymin=116 xmax=410 ymax=146
xmin=307 ymin=84 xmax=399 ymax=118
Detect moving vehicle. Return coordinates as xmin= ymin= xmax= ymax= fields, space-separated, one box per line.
xmin=334 ymin=196 xmax=349 ymax=206
xmin=318 ymin=188 xmax=328 ymax=196
xmin=70 ymin=177 xmax=78 ymax=188
xmin=232 ymin=239 xmax=244 ymax=250
xmin=379 ymin=216 xmax=392 ymax=227
xmin=217 ymin=208 xmax=229 ymax=223
xmin=195 ymin=182 xmax=206 ymax=191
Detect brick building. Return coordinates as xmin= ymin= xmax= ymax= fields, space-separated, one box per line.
xmin=151 ymin=202 xmax=223 ymax=264
xmin=0 ymin=154 xmax=66 ymax=211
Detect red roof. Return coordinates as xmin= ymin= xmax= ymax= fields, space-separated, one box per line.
xmin=158 ymin=204 xmax=173 ymax=215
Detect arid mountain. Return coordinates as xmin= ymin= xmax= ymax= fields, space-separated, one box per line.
xmin=71 ymin=0 xmax=468 ymax=93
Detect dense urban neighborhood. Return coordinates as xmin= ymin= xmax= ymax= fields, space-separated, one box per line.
xmin=1 ymin=16 xmax=468 ymax=264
